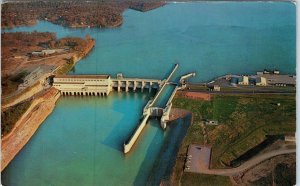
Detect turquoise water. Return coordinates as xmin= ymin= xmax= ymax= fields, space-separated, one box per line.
xmin=2 ymin=93 xmax=168 ymax=186
xmin=2 ymin=2 xmax=296 ymax=81
xmin=153 ymin=84 xmax=176 ymax=108
xmin=1 ymin=2 xmax=296 ymax=186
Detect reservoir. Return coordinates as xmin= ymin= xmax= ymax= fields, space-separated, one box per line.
xmin=1 ymin=2 xmax=295 ymax=186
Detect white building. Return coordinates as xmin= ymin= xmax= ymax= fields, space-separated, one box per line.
xmin=260 ymin=74 xmax=296 ymax=87
xmin=238 ymin=76 xmax=249 ymax=85
xmin=53 ymin=75 xmax=112 ymax=96
xmin=255 ymin=77 xmax=267 ymax=86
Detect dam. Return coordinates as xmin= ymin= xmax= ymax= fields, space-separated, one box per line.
xmin=123 ymin=64 xmax=195 ymax=153
xmin=52 ymin=64 xmax=195 ymax=154
xmin=53 ymin=75 xmax=161 ymax=96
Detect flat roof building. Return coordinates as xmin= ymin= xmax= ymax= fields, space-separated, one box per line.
xmin=259 ymin=74 xmax=296 ymax=87
xmin=53 ymin=75 xmax=112 ymax=96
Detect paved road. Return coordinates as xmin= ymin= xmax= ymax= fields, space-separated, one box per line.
xmin=188 ymin=148 xmax=296 ymax=176
xmin=186 ymin=88 xmax=295 ymax=94
xmin=186 ymin=83 xmax=296 ymax=94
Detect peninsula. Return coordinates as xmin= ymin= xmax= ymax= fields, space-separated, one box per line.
xmin=1 ymin=1 xmax=165 ymax=28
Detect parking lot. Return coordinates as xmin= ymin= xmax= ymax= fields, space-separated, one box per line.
xmin=184 ymin=144 xmax=211 ymax=173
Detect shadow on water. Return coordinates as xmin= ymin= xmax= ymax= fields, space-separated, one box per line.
xmin=101 ymin=112 xmax=139 ymax=152
xmin=101 ymin=91 xmax=156 ymax=151
xmin=133 ymin=114 xmax=192 ymax=186
xmin=163 ymin=63 xmax=179 ymax=80
xmin=130 ymin=121 xmax=164 ymax=186
xmin=101 ymin=93 xmax=148 ymax=151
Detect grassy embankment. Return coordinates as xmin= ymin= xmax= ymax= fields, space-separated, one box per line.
xmin=56 ymin=56 xmax=76 ymax=75
xmin=180 ymin=173 xmax=231 ymax=186
xmin=171 ymin=93 xmax=296 ymax=186
xmin=2 ymin=71 xmax=29 ymax=96
xmin=252 ymin=162 xmax=296 ymax=185
xmin=1 ymin=100 xmax=32 ymax=136
xmin=55 ymin=37 xmax=95 ymax=75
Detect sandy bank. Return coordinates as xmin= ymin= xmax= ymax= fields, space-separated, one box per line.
xmin=1 ymin=88 xmax=60 ymax=171
xmin=168 ymin=108 xmax=191 ymax=122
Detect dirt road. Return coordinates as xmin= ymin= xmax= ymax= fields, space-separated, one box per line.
xmin=186 ymin=145 xmax=295 ymax=176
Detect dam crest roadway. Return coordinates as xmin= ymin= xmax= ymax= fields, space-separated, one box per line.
xmin=52 ymin=64 xmax=196 ymax=154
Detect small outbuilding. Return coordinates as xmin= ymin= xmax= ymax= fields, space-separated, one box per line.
xmin=213 ymin=85 xmax=221 ymax=91
xmin=238 ymin=76 xmax=249 ymax=85
xmin=255 ymin=77 xmax=267 ymax=86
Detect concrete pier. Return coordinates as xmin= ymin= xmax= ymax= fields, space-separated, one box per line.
xmin=123 ymin=113 xmax=150 ymax=153
xmin=123 ymin=64 xmax=184 ymax=153
xmin=111 ymin=78 xmax=161 ymax=93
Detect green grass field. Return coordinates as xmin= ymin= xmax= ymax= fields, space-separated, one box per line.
xmin=56 ymin=58 xmax=75 ymax=75
xmin=170 ymin=93 xmax=296 ymax=185
xmin=181 ymin=173 xmax=231 ymax=186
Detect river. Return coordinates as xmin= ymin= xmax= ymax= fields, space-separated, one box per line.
xmin=1 ymin=2 xmax=295 ymax=186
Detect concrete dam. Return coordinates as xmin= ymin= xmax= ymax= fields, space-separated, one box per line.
xmin=53 ymin=75 xmax=161 ymax=96
xmin=52 ymin=64 xmax=195 ymax=154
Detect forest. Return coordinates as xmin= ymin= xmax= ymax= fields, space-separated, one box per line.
xmin=2 ymin=1 xmax=165 ymax=28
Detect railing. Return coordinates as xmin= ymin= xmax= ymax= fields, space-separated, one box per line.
xmin=149 ymin=64 xmax=179 ymax=107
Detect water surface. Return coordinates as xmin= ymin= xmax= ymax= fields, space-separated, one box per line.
xmin=2 ymin=93 xmax=168 ymax=186
xmin=3 ymin=2 xmax=296 ymax=81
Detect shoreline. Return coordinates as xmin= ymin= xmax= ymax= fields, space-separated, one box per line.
xmin=147 ymin=108 xmax=192 ymax=185
xmin=1 ymin=36 xmax=95 ymax=109
xmin=1 ymin=38 xmax=95 ymax=172
xmin=1 ymin=88 xmax=60 ymax=171
xmin=1 ymin=2 xmax=165 ymax=29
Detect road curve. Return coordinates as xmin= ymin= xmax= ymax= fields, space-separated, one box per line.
xmin=196 ymin=148 xmax=296 ymax=176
